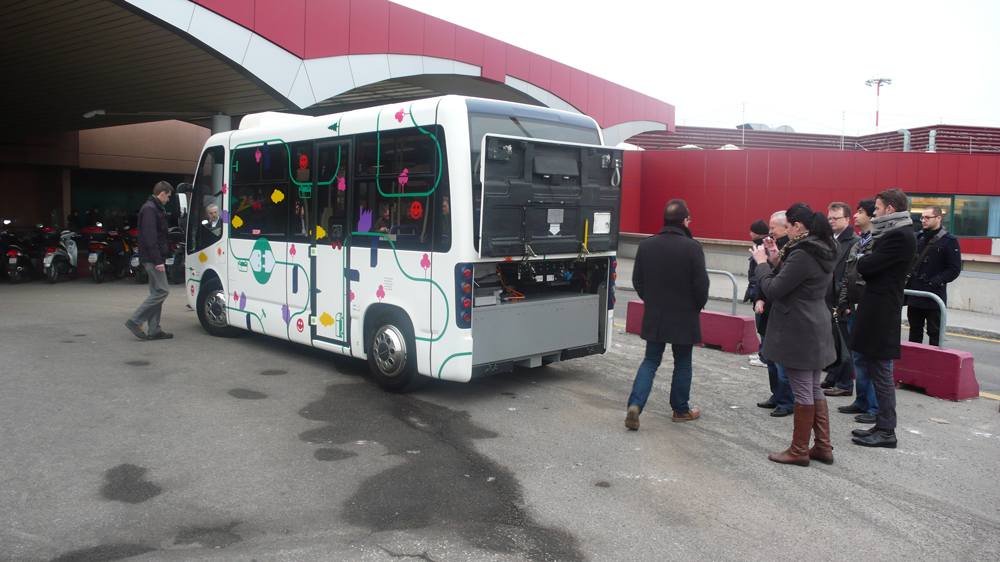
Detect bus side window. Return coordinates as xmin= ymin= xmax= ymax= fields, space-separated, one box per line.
xmin=230 ymin=145 xmax=289 ymax=241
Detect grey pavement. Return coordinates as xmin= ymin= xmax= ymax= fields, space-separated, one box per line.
xmin=615 ymin=255 xmax=1000 ymax=341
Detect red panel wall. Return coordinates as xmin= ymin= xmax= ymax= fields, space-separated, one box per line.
xmin=388 ymin=2 xmax=424 ymax=55
xmin=632 ymin=150 xmax=1000 ymax=255
xmin=621 ymin=151 xmax=642 ymax=233
xmin=196 ymin=0 xmax=254 ymax=29
xmin=349 ymin=0 xmax=388 ymax=54
xmin=305 ymin=0 xmax=350 ymax=58
xmin=254 ymin=0 xmax=305 ymax=57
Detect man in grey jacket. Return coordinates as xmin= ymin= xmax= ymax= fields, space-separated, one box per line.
xmin=125 ymin=181 xmax=174 ymax=341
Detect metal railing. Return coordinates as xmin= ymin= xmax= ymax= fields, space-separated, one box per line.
xmin=707 ymin=269 xmax=739 ymax=315
xmin=904 ymin=289 xmax=948 ymax=349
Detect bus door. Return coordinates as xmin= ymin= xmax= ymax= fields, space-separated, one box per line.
xmin=311 ymin=140 xmax=352 ymax=347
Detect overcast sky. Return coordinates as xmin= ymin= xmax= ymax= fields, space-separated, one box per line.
xmin=394 ymin=0 xmax=1000 ymax=136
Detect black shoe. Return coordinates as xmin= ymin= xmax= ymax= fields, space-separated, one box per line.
xmin=770 ymin=406 xmax=793 ymax=417
xmin=147 ymin=330 xmax=173 ymax=340
xmin=837 ymin=404 xmax=866 ymax=414
xmin=124 ymin=319 xmax=147 ymax=340
xmin=851 ymin=426 xmax=877 ymax=438
xmin=757 ymin=400 xmax=777 ymax=409
xmin=852 ymin=428 xmax=897 ymax=448
xmin=855 ymin=413 xmax=876 ymax=424
xmin=820 ymin=381 xmax=834 ymax=389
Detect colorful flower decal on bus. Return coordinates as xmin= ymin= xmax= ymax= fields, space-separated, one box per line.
xmin=238 ymin=292 xmax=247 ymax=310
xmin=350 ymin=289 xmax=355 ymax=302
xmin=421 ymin=253 xmax=431 ymax=277
xmin=255 ymin=147 xmax=261 ymax=162
xmin=290 ymin=244 xmax=297 ymax=256
xmin=398 ymin=168 xmax=408 ymax=190
xmin=395 ymin=108 xmax=407 ymax=123
xmin=198 ymin=251 xmax=208 ymax=263
xmin=231 ymin=215 xmax=243 ymax=229
xmin=337 ymin=176 xmax=345 ymax=191
xmin=281 ymin=305 xmax=290 ymax=325
xmin=271 ymin=189 xmax=284 ymax=204
xmin=376 ymin=285 xmax=385 ymax=302
xmin=332 ymin=238 xmax=342 ymax=250
xmin=357 ymin=207 xmax=372 ymax=232
xmin=221 ymin=209 xmax=229 ymax=222
xmin=316 ymin=225 xmax=326 ymax=240
xmin=320 ymin=312 xmax=335 ymax=327
xmin=221 ymin=183 xmax=227 ymax=194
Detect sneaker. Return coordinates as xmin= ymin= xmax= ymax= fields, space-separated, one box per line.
xmin=672 ymin=408 xmax=700 ymax=422
xmin=147 ymin=330 xmax=173 ymax=340
xmin=124 ymin=319 xmax=147 ymax=340
xmin=749 ymin=357 xmax=767 ymax=368
xmin=625 ymin=405 xmax=640 ymax=431
xmin=748 ymin=353 xmax=759 ymax=361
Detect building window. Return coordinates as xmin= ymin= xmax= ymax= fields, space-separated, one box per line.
xmin=908 ymin=194 xmax=1000 ymax=237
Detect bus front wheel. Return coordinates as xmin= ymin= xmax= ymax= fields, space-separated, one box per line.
xmin=197 ymin=278 xmax=242 ymax=338
xmin=367 ymin=312 xmax=425 ymax=393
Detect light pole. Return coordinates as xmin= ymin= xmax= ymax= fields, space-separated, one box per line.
xmin=865 ymin=78 xmax=892 ymax=133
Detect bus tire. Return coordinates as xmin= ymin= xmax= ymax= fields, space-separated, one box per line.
xmin=197 ymin=278 xmax=242 ymax=338
xmin=367 ymin=311 xmax=426 ymax=393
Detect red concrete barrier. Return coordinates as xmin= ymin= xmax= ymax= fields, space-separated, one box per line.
xmin=894 ymin=341 xmax=978 ymax=401
xmin=625 ymin=301 xmax=759 ymax=355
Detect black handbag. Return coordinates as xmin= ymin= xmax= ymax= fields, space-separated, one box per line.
xmin=825 ymin=314 xmax=850 ymax=371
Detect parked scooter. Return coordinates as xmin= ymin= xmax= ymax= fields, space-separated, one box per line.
xmin=6 ymin=224 xmax=45 ymax=283
xmin=43 ymin=229 xmax=79 ymax=283
xmin=123 ymin=228 xmax=147 ymax=284
xmin=87 ymin=224 xmax=129 ymax=283
xmin=0 ymin=220 xmax=17 ymax=281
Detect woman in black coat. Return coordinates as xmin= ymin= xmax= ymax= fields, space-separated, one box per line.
xmin=751 ymin=203 xmax=837 ymax=466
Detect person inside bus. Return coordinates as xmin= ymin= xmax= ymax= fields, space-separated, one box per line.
xmin=371 ymin=203 xmax=394 ymax=234
xmin=293 ymin=200 xmax=307 ymax=236
xmin=202 ymin=203 xmax=223 ymax=241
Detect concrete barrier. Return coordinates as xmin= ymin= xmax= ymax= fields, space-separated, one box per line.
xmin=625 ymin=301 xmax=760 ymax=355
xmin=894 ymin=341 xmax=978 ymax=401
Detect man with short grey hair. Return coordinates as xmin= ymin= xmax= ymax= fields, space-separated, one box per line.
xmin=125 ymin=181 xmax=174 ymax=341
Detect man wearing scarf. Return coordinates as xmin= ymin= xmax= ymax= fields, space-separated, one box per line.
xmin=848 ymin=188 xmax=917 ymax=448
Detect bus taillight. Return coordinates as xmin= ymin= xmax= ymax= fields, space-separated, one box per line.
xmin=455 ymin=263 xmax=473 ymax=329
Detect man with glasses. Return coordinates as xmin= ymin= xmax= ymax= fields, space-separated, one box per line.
xmin=820 ymin=202 xmax=858 ymax=397
xmin=905 ymin=205 xmax=962 ymax=347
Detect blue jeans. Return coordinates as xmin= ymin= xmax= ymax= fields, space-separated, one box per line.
xmin=772 ymin=362 xmax=794 ymax=410
xmin=850 ymin=351 xmax=884 ymax=415
xmin=628 ymin=342 xmax=693 ymax=414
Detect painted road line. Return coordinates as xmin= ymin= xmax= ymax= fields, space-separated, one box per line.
xmin=944 ymin=332 xmax=1000 ymax=344
xmin=980 ymin=392 xmax=1000 ymax=401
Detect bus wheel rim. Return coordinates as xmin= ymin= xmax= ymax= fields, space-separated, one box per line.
xmin=204 ymin=291 xmax=228 ymax=328
xmin=372 ymin=325 xmax=406 ymax=378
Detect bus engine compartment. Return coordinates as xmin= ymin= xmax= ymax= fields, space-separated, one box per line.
xmin=469 ymin=257 xmax=614 ymax=375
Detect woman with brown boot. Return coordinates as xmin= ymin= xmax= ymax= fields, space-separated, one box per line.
xmin=751 ymin=203 xmax=837 ymax=466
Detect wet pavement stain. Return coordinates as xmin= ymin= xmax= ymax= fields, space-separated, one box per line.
xmin=595 ymin=481 xmax=611 ymax=488
xmin=260 ymin=369 xmax=288 ymax=376
xmin=74 ymin=334 xmax=87 ymax=337
xmin=314 ymin=447 xmax=358 ymax=461
xmin=174 ymin=521 xmax=242 ymax=548
xmin=125 ymin=360 xmax=149 ymax=367
xmin=299 ymin=383 xmax=583 ymax=562
xmin=61 ymin=340 xmax=75 ymax=343
xmin=229 ymin=389 xmax=267 ymax=400
xmin=101 ymin=464 xmax=161 ymax=504
xmin=48 ymin=543 xmax=155 ymax=562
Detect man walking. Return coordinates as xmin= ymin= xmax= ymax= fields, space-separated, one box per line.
xmin=821 ymin=202 xmax=858 ymax=397
xmin=836 ymin=199 xmax=880 ymax=423
xmin=850 ymin=189 xmax=916 ymax=448
xmin=626 ymin=199 xmax=709 ymax=430
xmin=125 ymin=181 xmax=175 ymax=341
xmin=906 ymin=205 xmax=962 ymax=347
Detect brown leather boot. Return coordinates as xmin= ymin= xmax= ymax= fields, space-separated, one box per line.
xmin=809 ymin=399 xmax=834 ymax=464
xmin=768 ymin=403 xmax=815 ymax=466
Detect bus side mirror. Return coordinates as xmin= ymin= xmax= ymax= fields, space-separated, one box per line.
xmin=176 ymin=183 xmax=194 ymax=194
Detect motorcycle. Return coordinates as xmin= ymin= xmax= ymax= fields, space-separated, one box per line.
xmin=43 ymin=229 xmax=79 ymax=283
xmin=87 ymin=224 xmax=129 ymax=283
xmin=7 ymin=224 xmax=45 ymax=283
xmin=0 ymin=220 xmax=17 ymax=281
xmin=124 ymin=229 xmax=147 ymax=284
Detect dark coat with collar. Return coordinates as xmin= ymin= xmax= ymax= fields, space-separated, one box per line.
xmin=137 ymin=195 xmax=171 ymax=266
xmin=826 ymin=227 xmax=858 ymax=309
xmin=633 ymin=224 xmax=710 ymax=344
xmin=756 ymin=235 xmax=837 ymax=370
xmin=905 ymin=227 xmax=961 ymax=309
xmin=849 ymin=225 xmax=917 ymax=359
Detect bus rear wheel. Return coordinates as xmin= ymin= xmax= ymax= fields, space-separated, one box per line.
xmin=197 ymin=278 xmax=242 ymax=338
xmin=367 ymin=311 xmax=425 ymax=393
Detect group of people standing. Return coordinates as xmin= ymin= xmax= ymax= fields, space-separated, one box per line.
xmin=626 ymin=188 xmax=961 ymax=467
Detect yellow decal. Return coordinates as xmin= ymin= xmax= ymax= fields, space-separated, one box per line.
xmin=319 ymin=312 xmax=335 ymax=327
xmin=316 ymin=224 xmax=326 ymax=240
xmin=271 ymin=189 xmax=285 ymax=204
xmin=198 ymin=251 xmax=208 ymax=263
xmin=232 ymin=215 xmax=243 ymax=228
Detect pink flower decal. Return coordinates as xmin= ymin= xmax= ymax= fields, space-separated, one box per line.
xmin=398 ymin=168 xmax=408 ymax=190
xmin=233 ymin=291 xmax=239 ymax=301
xmin=421 ymin=253 xmax=431 ymax=277
xmin=290 ymin=244 xmax=296 ymax=256
xmin=221 ymin=183 xmax=227 ymax=194
xmin=255 ymin=148 xmax=261 ymax=163
xmin=350 ymin=290 xmax=355 ymax=302
xmin=337 ymin=176 xmax=345 ymax=191
xmin=376 ymin=285 xmax=385 ymax=302
xmin=395 ymin=108 xmax=407 ymax=123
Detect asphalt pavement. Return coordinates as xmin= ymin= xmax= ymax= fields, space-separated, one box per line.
xmin=1 ymin=278 xmax=999 ymax=562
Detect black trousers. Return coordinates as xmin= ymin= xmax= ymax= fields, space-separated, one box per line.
xmin=907 ymin=306 xmax=941 ymax=347
xmin=868 ymin=357 xmax=897 ymax=430
xmin=823 ymin=319 xmax=855 ymax=390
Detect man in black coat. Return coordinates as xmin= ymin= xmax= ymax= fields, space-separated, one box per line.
xmin=125 ymin=181 xmax=175 ymax=341
xmin=905 ymin=205 xmax=962 ymax=347
xmin=821 ymin=202 xmax=859 ymax=396
xmin=849 ymin=188 xmax=917 ymax=448
xmin=625 ymin=199 xmax=709 ymax=431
